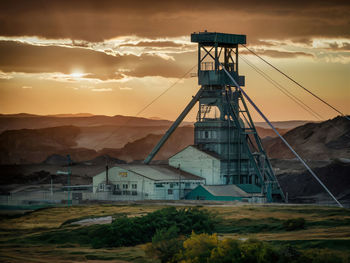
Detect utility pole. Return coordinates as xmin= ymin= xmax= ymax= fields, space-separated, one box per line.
xmin=57 ymin=154 xmax=72 ymax=206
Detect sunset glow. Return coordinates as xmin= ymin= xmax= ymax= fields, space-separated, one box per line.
xmin=0 ymin=0 xmax=349 ymax=121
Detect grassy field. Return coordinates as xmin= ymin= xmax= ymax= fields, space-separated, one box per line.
xmin=0 ymin=203 xmax=349 ymax=262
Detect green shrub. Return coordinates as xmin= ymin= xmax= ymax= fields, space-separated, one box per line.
xmin=283 ymin=218 xmax=306 ymax=231
xmin=148 ymin=233 xmax=346 ymax=263
xmin=29 ymin=207 xmax=216 ymax=249
xmin=145 ymin=226 xmax=183 ymax=263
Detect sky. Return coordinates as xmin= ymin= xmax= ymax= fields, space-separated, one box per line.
xmin=0 ymin=0 xmax=349 ymax=121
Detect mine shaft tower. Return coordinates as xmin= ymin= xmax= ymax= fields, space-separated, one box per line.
xmin=145 ymin=32 xmax=284 ymax=202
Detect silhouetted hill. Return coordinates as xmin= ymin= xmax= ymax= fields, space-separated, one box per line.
xmin=0 ymin=126 xmax=97 ymax=164
xmin=277 ymin=159 xmax=350 ymax=204
xmin=263 ymin=116 xmax=350 ymax=160
xmin=0 ymin=114 xmax=181 ymax=133
xmin=0 ymin=121 xmax=288 ymax=165
xmin=255 ymin=120 xmax=314 ymax=129
xmin=99 ymin=126 xmax=194 ymax=162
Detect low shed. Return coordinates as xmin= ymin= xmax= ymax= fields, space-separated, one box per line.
xmin=185 ymin=184 xmax=265 ymax=203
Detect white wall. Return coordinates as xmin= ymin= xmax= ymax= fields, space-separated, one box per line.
xmin=169 ymin=146 xmax=223 ymax=185
xmin=92 ymin=166 xmax=202 ymax=200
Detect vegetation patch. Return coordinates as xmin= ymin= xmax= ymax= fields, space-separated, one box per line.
xmin=22 ymin=207 xmax=217 ymax=248
xmin=216 ymin=216 xmax=350 ymax=234
xmin=283 ymin=218 xmax=305 ymax=231
xmin=146 ymin=232 xmax=348 ymax=263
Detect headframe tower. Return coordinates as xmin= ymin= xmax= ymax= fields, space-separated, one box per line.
xmin=144 ymin=32 xmax=284 ymax=202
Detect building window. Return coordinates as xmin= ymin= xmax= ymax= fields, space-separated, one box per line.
xmin=185 ymin=183 xmax=190 ymax=188
xmin=116 ymin=184 xmax=120 ymax=190
xmin=168 ymin=189 xmax=173 ymax=195
xmin=170 ymin=183 xmax=173 ymax=188
xmin=99 ymin=184 xmax=104 ymax=191
xmin=132 ymin=191 xmax=137 ymax=196
xmin=197 ymin=131 xmax=201 ymax=139
xmin=123 ymin=190 xmax=130 ymax=195
xmin=132 ymin=184 xmax=137 ymax=189
xmin=155 ymin=183 xmax=163 ymax=188
xmin=205 ymin=131 xmax=209 ymax=138
xmin=123 ymin=184 xmax=128 ymax=189
xmin=212 ymin=131 xmax=217 ymax=139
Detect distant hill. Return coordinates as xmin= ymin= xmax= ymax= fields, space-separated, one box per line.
xmin=47 ymin=113 xmax=95 ymax=117
xmin=0 ymin=113 xmax=300 ymax=133
xmin=99 ymin=126 xmax=195 ymax=162
xmin=0 ymin=126 xmax=97 ymax=164
xmin=0 ymin=114 xmax=177 ymax=133
xmin=255 ymin=120 xmax=315 ymax=129
xmin=264 ymin=116 xmax=350 ymax=160
xmin=0 ymin=116 xmax=289 ymax=164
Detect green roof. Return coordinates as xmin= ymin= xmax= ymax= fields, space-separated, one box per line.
xmin=236 ymin=184 xmax=262 ymax=193
xmin=191 ymin=32 xmax=246 ymax=45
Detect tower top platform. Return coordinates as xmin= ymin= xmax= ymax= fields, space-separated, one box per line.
xmin=191 ymin=32 xmax=246 ymax=46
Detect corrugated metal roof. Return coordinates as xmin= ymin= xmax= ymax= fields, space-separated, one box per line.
xmin=236 ymin=184 xmax=262 ymax=193
xmin=113 ymin=164 xmax=204 ymax=181
xmin=169 ymin=145 xmax=221 ymax=160
xmin=191 ymin=145 xmax=222 ymax=160
xmin=202 ymin=185 xmax=250 ymax=197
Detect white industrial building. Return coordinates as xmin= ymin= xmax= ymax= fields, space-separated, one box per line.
xmin=93 ymin=164 xmax=204 ymax=200
xmin=92 ymin=145 xmax=264 ymax=202
xmin=168 ymin=145 xmax=223 ymax=185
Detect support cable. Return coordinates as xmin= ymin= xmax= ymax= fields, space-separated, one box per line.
xmin=240 ymin=53 xmax=350 ymax=139
xmin=92 ymin=63 xmax=197 ymax=151
xmin=242 ymin=44 xmax=350 ymax=121
xmin=239 ymin=54 xmax=324 ymax=120
xmin=222 ymin=65 xmax=343 ymax=207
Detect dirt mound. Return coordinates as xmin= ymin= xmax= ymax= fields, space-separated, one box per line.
xmin=263 ymin=116 xmax=350 ymax=160
xmin=82 ymin=155 xmax=126 ymax=165
xmin=277 ymin=160 xmax=350 ymax=203
xmin=43 ymin=154 xmax=69 ymax=165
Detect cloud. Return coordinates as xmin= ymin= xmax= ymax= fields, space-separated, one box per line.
xmin=0 ymin=71 xmax=13 ymax=79
xmin=119 ymin=87 xmax=133 ymax=90
xmin=120 ymin=41 xmax=191 ymax=48
xmin=91 ymin=88 xmax=113 ymax=92
xmin=21 ymin=86 xmax=32 ymax=89
xmin=0 ymin=40 xmax=192 ymax=79
xmin=0 ymin=0 xmax=349 ymax=42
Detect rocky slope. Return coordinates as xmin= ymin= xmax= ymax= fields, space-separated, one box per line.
xmin=0 ymin=126 xmax=96 ymax=164
xmin=277 ymin=159 xmax=350 ymax=205
xmin=264 ymin=116 xmax=350 ymax=160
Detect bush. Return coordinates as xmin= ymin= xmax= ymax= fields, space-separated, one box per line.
xmin=283 ymin=218 xmax=306 ymax=231
xmin=176 ymin=232 xmax=219 ymax=263
xmin=31 ymin=207 xmax=216 ymax=249
xmin=148 ymin=233 xmax=346 ymax=263
xmin=145 ymin=226 xmax=184 ymax=263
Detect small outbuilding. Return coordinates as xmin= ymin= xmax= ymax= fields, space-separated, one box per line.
xmin=185 ymin=184 xmax=265 ymax=203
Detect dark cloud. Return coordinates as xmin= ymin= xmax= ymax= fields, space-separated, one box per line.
xmin=0 ymin=0 xmax=349 ymax=42
xmin=0 ymin=41 xmax=190 ymax=79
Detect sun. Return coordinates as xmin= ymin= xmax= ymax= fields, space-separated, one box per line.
xmin=69 ymin=69 xmax=85 ymax=78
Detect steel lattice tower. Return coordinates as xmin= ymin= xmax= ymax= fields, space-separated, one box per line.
xmin=145 ymin=32 xmax=284 ymax=202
